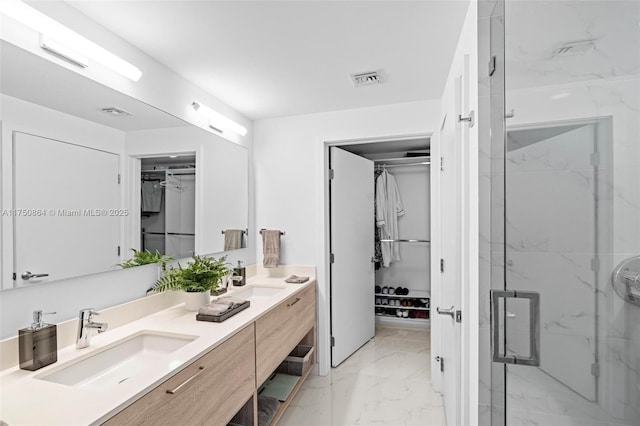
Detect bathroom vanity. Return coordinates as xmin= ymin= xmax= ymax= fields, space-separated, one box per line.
xmin=0 ymin=268 xmax=316 ymax=426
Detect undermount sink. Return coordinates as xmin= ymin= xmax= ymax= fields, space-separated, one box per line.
xmin=229 ymin=285 xmax=286 ymax=301
xmin=36 ymin=331 xmax=197 ymax=391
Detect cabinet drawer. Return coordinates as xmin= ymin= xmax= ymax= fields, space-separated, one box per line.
xmin=255 ymin=284 xmax=316 ymax=385
xmin=104 ymin=325 xmax=255 ymax=426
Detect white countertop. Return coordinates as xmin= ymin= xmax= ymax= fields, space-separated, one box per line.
xmin=0 ymin=274 xmax=315 ymax=426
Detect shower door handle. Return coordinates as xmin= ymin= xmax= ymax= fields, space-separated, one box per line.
xmin=491 ymin=290 xmax=540 ymax=366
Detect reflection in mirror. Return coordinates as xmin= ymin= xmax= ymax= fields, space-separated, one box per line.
xmin=140 ymin=156 xmax=196 ymax=258
xmin=1 ymin=41 xmax=249 ymax=291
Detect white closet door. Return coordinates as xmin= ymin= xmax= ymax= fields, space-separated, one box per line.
xmin=330 ymin=147 xmax=375 ymax=367
xmin=13 ymin=132 xmax=120 ymax=285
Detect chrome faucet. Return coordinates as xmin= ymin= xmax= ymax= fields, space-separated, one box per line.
xmin=76 ymin=308 xmax=108 ymax=349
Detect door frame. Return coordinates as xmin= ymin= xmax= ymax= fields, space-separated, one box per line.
xmin=316 ymin=133 xmax=432 ymax=375
xmin=125 ymin=147 xmax=200 ymax=260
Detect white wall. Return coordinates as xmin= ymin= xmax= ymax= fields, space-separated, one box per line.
xmin=253 ymin=99 xmax=440 ymax=376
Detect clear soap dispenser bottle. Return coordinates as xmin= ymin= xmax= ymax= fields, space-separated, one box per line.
xmin=19 ymin=310 xmax=57 ymax=371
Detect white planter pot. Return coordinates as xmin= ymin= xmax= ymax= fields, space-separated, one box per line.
xmin=183 ymin=291 xmax=210 ymax=311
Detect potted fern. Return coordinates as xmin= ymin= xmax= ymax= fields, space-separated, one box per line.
xmin=152 ymin=254 xmax=231 ymax=311
xmin=118 ymin=249 xmax=174 ymax=271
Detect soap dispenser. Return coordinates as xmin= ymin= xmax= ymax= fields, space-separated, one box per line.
xmin=19 ymin=310 xmax=57 ymax=371
xmin=233 ymin=260 xmax=246 ymax=286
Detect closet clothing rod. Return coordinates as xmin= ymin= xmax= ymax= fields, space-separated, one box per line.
xmin=377 ymin=162 xmax=430 ymax=168
xmin=380 ymin=239 xmax=430 ymax=243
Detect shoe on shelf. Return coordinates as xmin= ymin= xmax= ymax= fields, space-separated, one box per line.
xmin=382 ymin=286 xmax=389 ymax=294
xmin=375 ymin=285 xmax=381 ymax=294
xmin=402 ymin=310 xmax=409 ymax=318
xmin=388 ymin=287 xmax=395 ymax=295
xmin=375 ymin=297 xmax=381 ymax=305
xmin=396 ymin=309 xmax=403 ymax=317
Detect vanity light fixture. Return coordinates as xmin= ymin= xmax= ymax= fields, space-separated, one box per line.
xmin=0 ymin=0 xmax=142 ymax=82
xmin=191 ymin=101 xmax=248 ymax=137
xmin=39 ymin=34 xmax=88 ymax=68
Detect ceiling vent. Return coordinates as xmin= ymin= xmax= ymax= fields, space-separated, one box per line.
xmin=351 ymin=70 xmax=382 ymax=87
xmin=552 ymin=40 xmax=596 ymax=58
xmin=100 ymin=107 xmax=133 ymax=116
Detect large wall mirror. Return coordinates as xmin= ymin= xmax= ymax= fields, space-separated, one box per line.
xmin=0 ymin=40 xmax=249 ymax=291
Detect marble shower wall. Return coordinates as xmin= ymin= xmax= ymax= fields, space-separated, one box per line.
xmin=504 ymin=76 xmax=640 ymax=426
xmin=479 ymin=1 xmax=640 ymax=425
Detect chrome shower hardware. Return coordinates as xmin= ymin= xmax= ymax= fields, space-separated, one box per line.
xmin=612 ymin=255 xmax=640 ymax=307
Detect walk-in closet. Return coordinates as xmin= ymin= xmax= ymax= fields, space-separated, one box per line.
xmin=140 ymin=156 xmax=196 ymax=258
xmin=329 ymin=135 xmax=431 ymax=366
xmin=350 ymin=138 xmax=430 ymax=327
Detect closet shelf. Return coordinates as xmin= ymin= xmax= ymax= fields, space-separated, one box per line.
xmin=380 ymin=239 xmax=430 ymax=243
xmin=374 ymin=305 xmax=429 ymax=311
xmin=374 ymin=290 xmax=430 ymax=299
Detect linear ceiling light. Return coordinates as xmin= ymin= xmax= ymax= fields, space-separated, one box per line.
xmin=0 ymin=0 xmax=142 ymax=81
xmin=191 ymin=101 xmax=247 ymax=136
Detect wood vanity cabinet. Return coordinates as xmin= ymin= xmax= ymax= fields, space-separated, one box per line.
xmin=104 ymin=325 xmax=255 ymax=426
xmin=255 ymin=284 xmax=316 ymax=385
xmin=104 ymin=283 xmax=316 ymax=426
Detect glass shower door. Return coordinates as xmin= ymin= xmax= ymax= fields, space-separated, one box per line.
xmin=487 ymin=1 xmax=640 ymax=425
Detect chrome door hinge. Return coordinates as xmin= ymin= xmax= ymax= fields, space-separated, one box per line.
xmin=117 ymin=246 xmax=121 ymax=256
xmin=440 ymin=157 xmax=444 ymax=171
xmin=12 ymin=272 xmax=16 ymax=281
xmin=330 ymin=253 xmax=335 ymax=263
xmin=331 ymin=336 xmax=335 ymax=347
xmin=440 ymin=259 xmax=445 ymax=273
xmin=456 ymin=310 xmax=462 ymax=323
xmin=117 ymin=174 xmax=121 ymax=184
xmin=329 ymin=169 xmax=335 ymax=180
xmin=590 ymin=152 xmax=600 ymax=167
xmin=591 ymin=362 xmax=600 ymax=377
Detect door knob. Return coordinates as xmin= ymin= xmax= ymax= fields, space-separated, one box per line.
xmin=21 ymin=271 xmax=49 ymax=280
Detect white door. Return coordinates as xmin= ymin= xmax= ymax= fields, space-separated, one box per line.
xmin=330 ymin=146 xmax=375 ymax=367
xmin=438 ymin=74 xmax=463 ymax=424
xmin=13 ymin=132 xmax=120 ymax=285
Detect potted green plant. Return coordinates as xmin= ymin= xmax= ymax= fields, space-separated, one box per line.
xmin=117 ymin=249 xmax=173 ymax=271
xmin=152 ymin=254 xmax=231 ymax=310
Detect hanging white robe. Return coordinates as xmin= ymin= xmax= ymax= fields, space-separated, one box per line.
xmin=375 ymin=170 xmax=404 ymax=267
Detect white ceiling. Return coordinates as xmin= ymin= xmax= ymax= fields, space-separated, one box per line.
xmin=1 ymin=41 xmax=188 ymax=131
xmin=65 ymin=0 xmax=470 ymax=120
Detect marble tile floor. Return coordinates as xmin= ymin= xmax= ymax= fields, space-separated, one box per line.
xmin=279 ymin=326 xmax=446 ymax=426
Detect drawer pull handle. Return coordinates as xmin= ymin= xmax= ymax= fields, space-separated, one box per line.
xmin=287 ymin=297 xmax=301 ymax=307
xmin=166 ymin=366 xmax=205 ymax=394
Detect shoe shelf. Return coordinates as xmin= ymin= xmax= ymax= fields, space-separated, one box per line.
xmin=374 ymin=305 xmax=429 ymax=311
xmin=374 ymin=290 xmax=430 ymax=299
